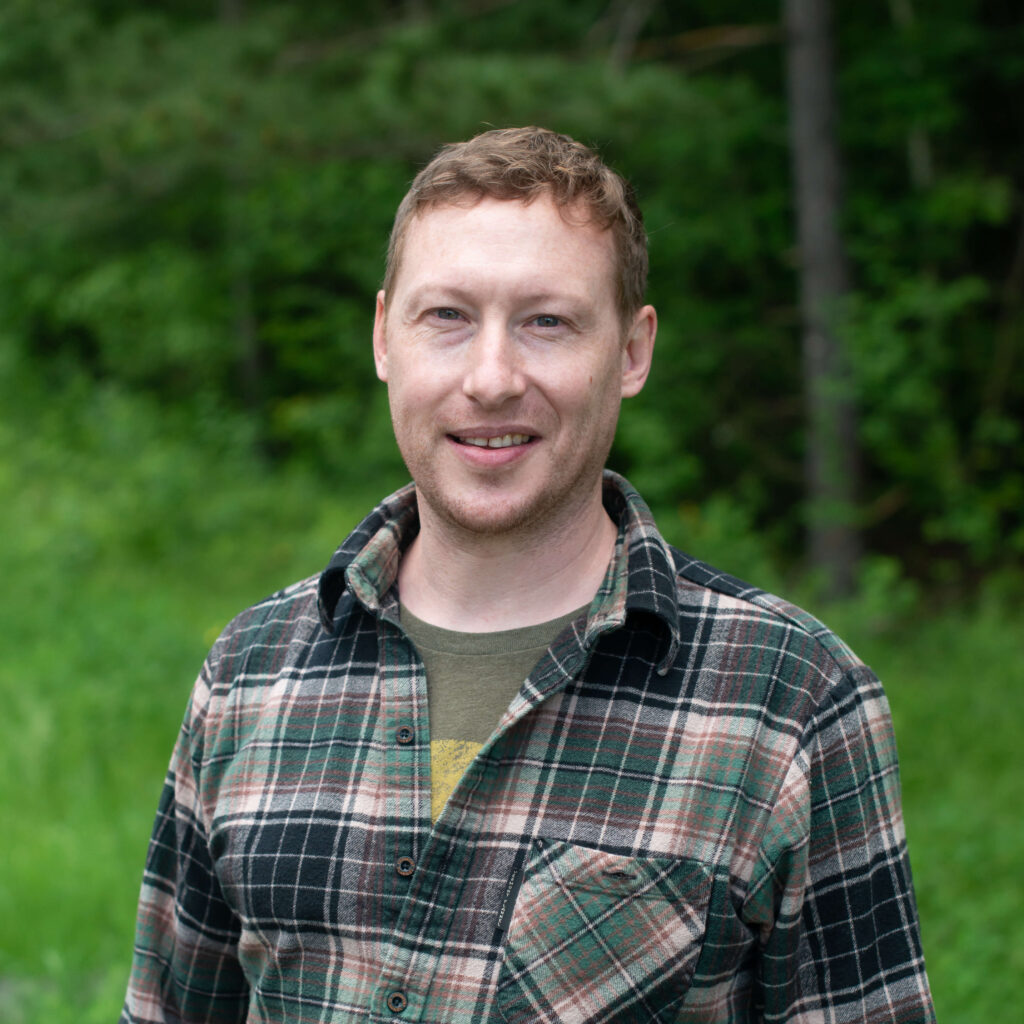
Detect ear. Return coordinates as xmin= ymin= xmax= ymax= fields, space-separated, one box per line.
xmin=372 ymin=290 xmax=388 ymax=382
xmin=620 ymin=304 xmax=656 ymax=398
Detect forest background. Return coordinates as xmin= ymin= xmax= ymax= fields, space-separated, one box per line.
xmin=1 ymin=1 xmax=1021 ymax=1021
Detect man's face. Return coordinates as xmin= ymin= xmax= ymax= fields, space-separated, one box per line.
xmin=373 ymin=195 xmax=655 ymax=539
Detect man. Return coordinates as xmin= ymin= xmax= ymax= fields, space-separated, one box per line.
xmin=122 ymin=127 xmax=934 ymax=1023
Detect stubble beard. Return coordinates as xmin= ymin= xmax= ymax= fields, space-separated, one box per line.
xmin=398 ymin=427 xmax=617 ymax=547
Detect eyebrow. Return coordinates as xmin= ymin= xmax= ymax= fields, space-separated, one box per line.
xmin=403 ymin=284 xmax=593 ymax=311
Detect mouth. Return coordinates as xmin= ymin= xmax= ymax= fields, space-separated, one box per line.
xmin=452 ymin=433 xmax=534 ymax=449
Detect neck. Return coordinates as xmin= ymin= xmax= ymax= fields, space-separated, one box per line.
xmin=398 ymin=487 xmax=618 ymax=632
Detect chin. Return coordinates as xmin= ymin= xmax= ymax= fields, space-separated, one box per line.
xmin=424 ymin=486 xmax=559 ymax=538
xmin=441 ymin=500 xmax=538 ymax=536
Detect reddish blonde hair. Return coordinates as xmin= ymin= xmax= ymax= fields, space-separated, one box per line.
xmin=383 ymin=127 xmax=648 ymax=319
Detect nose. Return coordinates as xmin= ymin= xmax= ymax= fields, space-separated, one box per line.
xmin=461 ymin=320 xmax=526 ymax=407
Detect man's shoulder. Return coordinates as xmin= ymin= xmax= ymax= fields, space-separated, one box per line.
xmin=609 ymin=471 xmax=867 ymax=683
xmin=666 ymin=545 xmax=868 ymax=681
xmin=204 ymin=571 xmax=324 ymax=676
xmin=179 ymin=571 xmax=327 ymax=745
xmin=208 ymin=482 xmax=419 ymax=668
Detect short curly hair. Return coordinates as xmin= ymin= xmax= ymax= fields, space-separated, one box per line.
xmin=383 ymin=127 xmax=648 ymax=320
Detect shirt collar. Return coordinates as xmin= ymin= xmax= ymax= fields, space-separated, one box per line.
xmin=317 ymin=482 xmax=418 ymax=630
xmin=317 ymin=471 xmax=681 ymax=671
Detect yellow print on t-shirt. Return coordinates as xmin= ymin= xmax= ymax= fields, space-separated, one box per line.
xmin=430 ymin=738 xmax=482 ymax=821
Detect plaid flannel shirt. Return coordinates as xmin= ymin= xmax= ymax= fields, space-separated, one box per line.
xmin=122 ymin=472 xmax=934 ymax=1023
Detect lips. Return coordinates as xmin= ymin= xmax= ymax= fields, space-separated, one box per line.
xmin=454 ymin=433 xmax=533 ymax=449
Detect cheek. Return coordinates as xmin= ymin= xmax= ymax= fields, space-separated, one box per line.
xmin=386 ymin=372 xmax=456 ymax=443
xmin=388 ymin=364 xmax=438 ymax=408
xmin=572 ymin=359 xmax=622 ymax=409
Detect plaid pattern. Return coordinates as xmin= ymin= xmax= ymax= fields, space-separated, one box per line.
xmin=122 ymin=472 xmax=934 ymax=1023
xmin=495 ymin=840 xmax=711 ymax=1023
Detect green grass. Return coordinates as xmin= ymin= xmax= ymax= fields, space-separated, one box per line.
xmin=827 ymin=588 xmax=1024 ymax=1023
xmin=1 ymin=391 xmax=1020 ymax=1021
xmin=0 ymin=491 xmax=383 ymax=1023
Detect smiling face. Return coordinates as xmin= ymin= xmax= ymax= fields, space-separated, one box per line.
xmin=373 ymin=195 xmax=656 ymax=541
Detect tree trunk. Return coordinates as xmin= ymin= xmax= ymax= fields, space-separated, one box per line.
xmin=783 ymin=0 xmax=861 ymax=597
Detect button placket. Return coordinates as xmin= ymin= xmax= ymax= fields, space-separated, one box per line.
xmin=373 ymin=624 xmax=437 ymax=1022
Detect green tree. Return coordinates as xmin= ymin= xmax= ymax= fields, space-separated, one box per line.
xmin=1 ymin=0 xmax=1020 ymax=581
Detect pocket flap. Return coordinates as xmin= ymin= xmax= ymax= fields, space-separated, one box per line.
xmin=497 ymin=840 xmax=712 ymax=1024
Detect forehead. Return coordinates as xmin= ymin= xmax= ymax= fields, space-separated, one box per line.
xmin=392 ymin=196 xmax=617 ymax=296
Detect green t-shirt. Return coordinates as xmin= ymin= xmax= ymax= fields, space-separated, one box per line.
xmin=400 ymin=605 xmax=585 ymax=821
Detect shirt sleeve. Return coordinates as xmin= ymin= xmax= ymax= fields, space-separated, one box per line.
xmin=121 ymin=685 xmax=249 ymax=1024
xmin=744 ymin=667 xmax=935 ymax=1023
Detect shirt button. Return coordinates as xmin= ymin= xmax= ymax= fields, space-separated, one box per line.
xmin=387 ymin=991 xmax=408 ymax=1014
xmin=395 ymin=856 xmax=415 ymax=877
xmin=396 ymin=726 xmax=414 ymax=745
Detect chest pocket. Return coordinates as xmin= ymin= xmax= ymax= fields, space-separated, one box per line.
xmin=496 ymin=839 xmax=712 ymax=1024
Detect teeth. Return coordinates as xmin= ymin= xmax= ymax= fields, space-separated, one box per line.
xmin=459 ymin=433 xmax=531 ymax=449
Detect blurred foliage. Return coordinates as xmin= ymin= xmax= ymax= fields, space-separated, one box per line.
xmin=2 ymin=0 xmax=1021 ymax=584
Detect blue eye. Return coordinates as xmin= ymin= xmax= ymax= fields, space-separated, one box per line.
xmin=434 ymin=308 xmax=461 ymax=320
xmin=533 ymin=315 xmax=561 ymax=328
